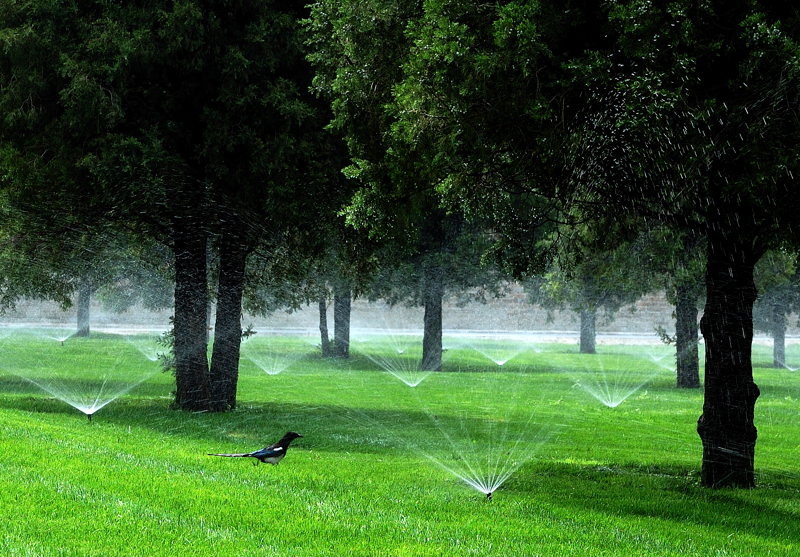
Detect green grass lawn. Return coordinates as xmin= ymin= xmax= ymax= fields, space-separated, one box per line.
xmin=0 ymin=331 xmax=798 ymax=556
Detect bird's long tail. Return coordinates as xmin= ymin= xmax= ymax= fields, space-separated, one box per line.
xmin=208 ymin=452 xmax=253 ymax=458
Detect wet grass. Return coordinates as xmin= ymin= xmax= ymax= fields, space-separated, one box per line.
xmin=0 ymin=331 xmax=798 ymax=556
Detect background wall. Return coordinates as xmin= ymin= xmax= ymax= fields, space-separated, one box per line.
xmin=4 ymin=286 xmax=796 ymax=341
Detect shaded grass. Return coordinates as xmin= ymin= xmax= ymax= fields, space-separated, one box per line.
xmin=0 ymin=332 xmax=798 ymax=556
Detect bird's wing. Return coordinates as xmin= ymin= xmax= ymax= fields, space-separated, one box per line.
xmin=251 ymin=446 xmax=283 ymax=458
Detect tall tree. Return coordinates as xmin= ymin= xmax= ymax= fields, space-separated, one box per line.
xmin=387 ymin=1 xmax=800 ymax=487
xmin=307 ymin=1 xmax=509 ymax=371
xmin=362 ymin=213 xmax=505 ymax=371
xmin=0 ymin=2 xmax=139 ymax=321
xmin=197 ymin=2 xmax=324 ymax=411
xmin=2 ymin=1 xmax=331 ymax=411
xmin=578 ymin=1 xmax=800 ymax=488
xmin=74 ymin=3 xmax=219 ymax=410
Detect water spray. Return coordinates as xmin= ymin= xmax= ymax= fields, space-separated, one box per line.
xmin=389 ymin=368 xmax=561 ymax=501
xmin=10 ymin=330 xmax=164 ymax=421
xmin=567 ymin=350 xmax=668 ymax=408
xmin=240 ymin=333 xmax=316 ymax=376
xmin=352 ymin=333 xmax=433 ymax=387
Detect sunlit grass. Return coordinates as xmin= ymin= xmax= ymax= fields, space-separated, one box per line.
xmin=0 ymin=331 xmax=798 ymax=556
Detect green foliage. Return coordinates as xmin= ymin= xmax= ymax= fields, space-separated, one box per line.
xmin=307 ymin=1 xmax=514 ymax=308
xmin=572 ymin=1 xmax=800 ymax=248
xmin=390 ymin=2 xmax=582 ymax=274
xmin=157 ymin=320 xmax=176 ymax=374
xmin=308 ymin=0 xmax=442 ymax=248
xmin=0 ymin=2 xmax=179 ymax=312
xmin=0 ymin=2 xmax=106 ymax=304
xmin=525 ymin=223 xmax=659 ymax=320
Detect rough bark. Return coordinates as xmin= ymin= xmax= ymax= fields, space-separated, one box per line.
xmin=76 ymin=279 xmax=92 ymax=337
xmin=697 ymin=230 xmax=761 ymax=488
xmin=579 ymin=307 xmax=597 ymax=354
xmin=209 ymin=230 xmax=248 ymax=411
xmin=675 ymin=283 xmax=701 ymax=388
xmin=771 ymin=301 xmax=786 ymax=368
xmin=422 ymin=265 xmax=444 ymax=371
xmin=333 ymin=286 xmax=351 ymax=358
xmin=319 ymin=296 xmax=331 ymax=357
xmin=173 ymin=226 xmax=211 ymax=411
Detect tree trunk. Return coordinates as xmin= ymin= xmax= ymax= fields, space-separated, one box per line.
xmin=771 ymin=301 xmax=786 ymax=368
xmin=333 ymin=286 xmax=351 ymax=358
xmin=697 ymin=230 xmax=761 ymax=488
xmin=421 ymin=265 xmax=444 ymax=371
xmin=319 ymin=295 xmax=331 ymax=357
xmin=579 ymin=307 xmax=597 ymax=354
xmin=173 ymin=226 xmax=211 ymax=411
xmin=675 ymin=283 xmax=701 ymax=388
xmin=76 ymin=279 xmax=92 ymax=337
xmin=209 ymin=230 xmax=248 ymax=411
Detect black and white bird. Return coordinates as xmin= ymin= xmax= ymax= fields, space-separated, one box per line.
xmin=208 ymin=431 xmax=303 ymax=466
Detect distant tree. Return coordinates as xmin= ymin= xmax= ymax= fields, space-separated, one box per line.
xmin=48 ymin=228 xmax=173 ymax=336
xmin=363 ymin=214 xmax=507 ymax=370
xmin=94 ymin=239 xmax=174 ymax=316
xmin=239 ymin=122 xmax=364 ymax=362
xmin=663 ymin=234 xmax=705 ymax=389
xmin=307 ymin=1 xmax=509 ymax=371
xmin=754 ymin=249 xmax=800 ymax=368
xmin=526 ymin=228 xmax=654 ymax=354
xmin=637 ymin=227 xmax=705 ymax=388
xmin=304 ymin=139 xmax=365 ymax=360
xmin=314 ymin=233 xmax=371 ymax=360
xmin=242 ymin=232 xmax=347 ymax=356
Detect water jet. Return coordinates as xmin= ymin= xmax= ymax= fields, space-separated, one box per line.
xmin=8 ymin=330 xmax=163 ymax=420
xmin=240 ymin=332 xmax=315 ymax=375
xmin=351 ymin=331 xmax=432 ymax=387
xmin=568 ymin=348 xmax=667 ymax=408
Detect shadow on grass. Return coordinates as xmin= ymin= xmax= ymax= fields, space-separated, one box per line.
xmin=2 ymin=383 xmax=798 ymax=549
xmin=0 ymin=387 xmax=559 ymax=461
xmin=506 ymin=460 xmax=800 ymax=546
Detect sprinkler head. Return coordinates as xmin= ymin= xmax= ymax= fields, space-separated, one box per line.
xmin=87 ymin=413 xmax=93 ymax=423
xmin=486 ymin=491 xmax=493 ymax=501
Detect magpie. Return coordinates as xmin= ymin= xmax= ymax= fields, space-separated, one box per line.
xmin=208 ymin=431 xmax=303 ymax=466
